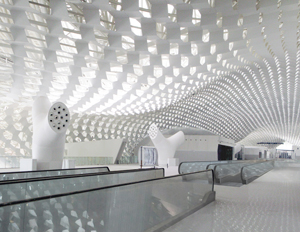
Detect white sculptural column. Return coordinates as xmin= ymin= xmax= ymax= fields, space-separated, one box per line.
xmin=32 ymin=96 xmax=70 ymax=170
xmin=148 ymin=123 xmax=185 ymax=165
xmin=233 ymin=143 xmax=242 ymax=159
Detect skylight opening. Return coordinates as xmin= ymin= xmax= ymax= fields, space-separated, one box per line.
xmin=122 ymin=36 xmax=135 ymax=51
xmin=139 ymin=0 xmax=151 ymax=18
xmin=147 ymin=39 xmax=157 ymax=54
xmin=66 ymin=3 xmax=86 ymax=24
xmin=210 ymin=44 xmax=216 ymax=55
xmin=242 ymin=28 xmax=247 ymax=39
xmin=238 ymin=14 xmax=243 ymax=26
xmin=232 ymin=0 xmax=238 ymax=10
xmin=180 ymin=27 xmax=188 ymax=42
xmin=192 ymin=9 xmax=201 ymax=26
xmin=154 ymin=66 xmax=162 ymax=77
xmin=202 ymin=29 xmax=210 ymax=43
xmin=216 ymin=12 xmax=222 ymax=28
xmin=156 ymin=23 xmax=166 ymax=39
xmin=109 ymin=0 xmax=122 ymax=11
xmin=191 ymin=43 xmax=198 ymax=55
xmin=223 ymin=29 xmax=229 ymax=41
xmin=181 ymin=56 xmax=189 ymax=67
xmin=167 ymin=4 xmax=177 ymax=22
xmin=208 ymin=0 xmax=215 ymax=8
xmin=161 ymin=55 xmax=170 ymax=67
xmin=127 ymin=73 xmax=138 ymax=84
xmin=170 ymin=43 xmax=179 ymax=55
xmin=139 ymin=54 xmax=150 ymax=66
xmin=29 ymin=0 xmax=50 ymax=14
xmin=259 ymin=12 xmax=263 ymax=24
xmin=99 ymin=9 xmax=115 ymax=31
xmin=129 ymin=18 xmax=142 ymax=36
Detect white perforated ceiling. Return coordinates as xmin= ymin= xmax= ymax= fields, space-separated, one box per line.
xmin=0 ymin=0 xmax=300 ymax=158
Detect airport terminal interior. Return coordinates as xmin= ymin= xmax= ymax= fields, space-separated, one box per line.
xmin=0 ymin=0 xmax=300 ymax=231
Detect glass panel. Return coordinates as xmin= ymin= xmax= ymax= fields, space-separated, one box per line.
xmin=65 ymin=156 xmax=114 ymax=165
xmin=212 ymin=161 xmax=265 ymax=184
xmin=241 ymin=161 xmax=274 ymax=184
xmin=0 ymin=204 xmax=26 ymax=232
xmin=179 ymin=160 xmax=238 ymax=174
xmin=0 ymin=167 xmax=110 ymax=181
xmin=0 ymin=170 xmax=213 ymax=232
xmin=0 ymin=169 xmax=164 ymax=205
xmin=214 ymin=162 xmax=248 ymax=179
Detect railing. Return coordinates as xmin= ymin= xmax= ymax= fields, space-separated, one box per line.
xmin=209 ymin=162 xmax=248 ymax=184
xmin=0 ymin=169 xmax=214 ymax=232
xmin=0 ymin=168 xmax=164 ymax=205
xmin=241 ymin=161 xmax=274 ymax=184
xmin=178 ymin=161 xmax=229 ymax=174
xmin=64 ymin=156 xmax=114 ymax=165
xmin=117 ymin=155 xmax=138 ymax=164
xmin=0 ymin=156 xmax=114 ymax=169
xmin=0 ymin=166 xmax=110 ymax=181
xmin=0 ymin=156 xmax=23 ymax=168
xmin=178 ymin=160 xmax=251 ymax=174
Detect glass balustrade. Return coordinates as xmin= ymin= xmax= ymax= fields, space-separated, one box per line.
xmin=0 ymin=166 xmax=110 ymax=181
xmin=0 ymin=169 xmax=214 ymax=232
xmin=178 ymin=160 xmax=260 ymax=175
xmin=208 ymin=161 xmax=271 ymax=184
xmin=241 ymin=161 xmax=274 ymax=184
xmin=178 ymin=161 xmax=228 ymax=174
xmin=213 ymin=162 xmax=248 ymax=182
xmin=0 ymin=168 xmax=164 ymax=205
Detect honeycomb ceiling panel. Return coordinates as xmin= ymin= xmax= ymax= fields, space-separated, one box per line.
xmin=0 ymin=0 xmax=300 ymax=153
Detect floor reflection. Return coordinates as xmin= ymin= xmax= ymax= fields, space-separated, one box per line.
xmin=164 ymin=165 xmax=300 ymax=232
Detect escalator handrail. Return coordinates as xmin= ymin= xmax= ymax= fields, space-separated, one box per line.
xmin=240 ymin=160 xmax=274 ymax=182
xmin=0 ymin=167 xmax=165 ymax=186
xmin=0 ymin=169 xmax=213 ymax=208
xmin=0 ymin=165 xmax=110 ymax=175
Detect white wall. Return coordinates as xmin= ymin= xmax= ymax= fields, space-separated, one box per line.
xmin=175 ymin=135 xmax=219 ymax=162
xmin=178 ymin=135 xmax=219 ymax=152
xmin=137 ymin=133 xmax=235 ymax=163
xmin=292 ymin=146 xmax=300 ymax=159
xmin=65 ymin=139 xmax=125 ymax=163
xmin=174 ymin=135 xmax=235 ymax=163
xmin=243 ymin=146 xmax=267 ymax=160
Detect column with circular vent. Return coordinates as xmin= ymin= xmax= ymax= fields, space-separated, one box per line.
xmin=32 ymin=96 xmax=70 ymax=170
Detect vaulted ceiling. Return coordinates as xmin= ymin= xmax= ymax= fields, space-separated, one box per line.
xmin=0 ymin=0 xmax=299 ymax=157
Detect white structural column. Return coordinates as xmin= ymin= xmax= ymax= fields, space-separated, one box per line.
xmin=32 ymin=96 xmax=70 ymax=170
xmin=148 ymin=123 xmax=185 ymax=165
xmin=233 ymin=143 xmax=242 ymax=156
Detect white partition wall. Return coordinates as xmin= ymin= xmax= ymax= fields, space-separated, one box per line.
xmin=32 ymin=96 xmax=70 ymax=170
xmin=175 ymin=135 xmax=220 ymax=162
xmin=244 ymin=146 xmax=267 ymax=160
xmin=64 ymin=139 xmax=125 ymax=164
xmin=148 ymin=124 xmax=185 ymax=165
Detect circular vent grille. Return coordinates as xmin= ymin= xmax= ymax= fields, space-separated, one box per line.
xmin=48 ymin=102 xmax=70 ymax=133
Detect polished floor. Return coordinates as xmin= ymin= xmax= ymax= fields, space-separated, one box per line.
xmin=164 ymin=162 xmax=300 ymax=232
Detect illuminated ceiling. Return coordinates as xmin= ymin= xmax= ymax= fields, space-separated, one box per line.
xmin=0 ymin=0 xmax=300 ymax=157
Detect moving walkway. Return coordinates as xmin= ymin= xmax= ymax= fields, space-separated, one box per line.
xmin=0 ymin=168 xmax=214 ymax=232
xmin=179 ymin=160 xmax=274 ymax=185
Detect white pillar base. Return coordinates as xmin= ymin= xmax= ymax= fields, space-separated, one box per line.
xmin=37 ymin=161 xmax=63 ymax=170
xmin=62 ymin=159 xmax=76 ymax=169
xmin=20 ymin=159 xmax=37 ymax=171
xmin=167 ymin=158 xmax=179 ymax=166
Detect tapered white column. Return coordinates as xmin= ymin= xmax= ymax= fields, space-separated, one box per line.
xmin=32 ymin=96 xmax=70 ymax=170
xmin=233 ymin=143 xmax=242 ymax=155
xmin=148 ymin=124 xmax=184 ymax=165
